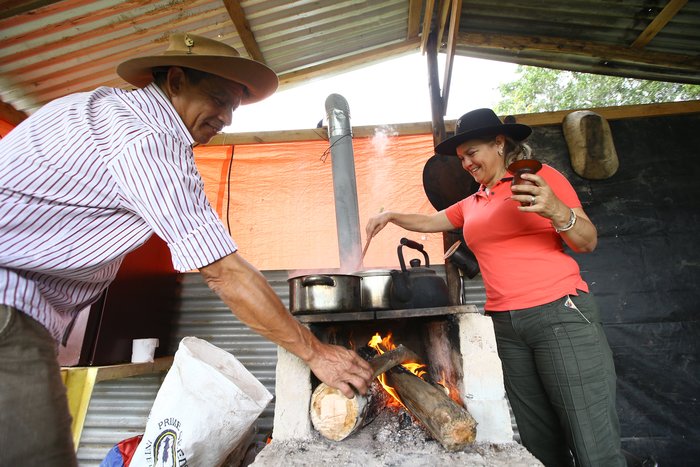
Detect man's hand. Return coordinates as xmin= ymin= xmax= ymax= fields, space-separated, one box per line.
xmin=305 ymin=342 xmax=373 ymax=399
xmin=201 ymin=253 xmax=374 ymax=400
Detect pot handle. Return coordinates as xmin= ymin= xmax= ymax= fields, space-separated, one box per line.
xmin=301 ymin=275 xmax=336 ymax=287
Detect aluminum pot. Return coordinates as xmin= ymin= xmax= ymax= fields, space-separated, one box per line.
xmin=354 ymin=269 xmax=393 ymax=310
xmin=288 ymin=274 xmax=361 ymax=315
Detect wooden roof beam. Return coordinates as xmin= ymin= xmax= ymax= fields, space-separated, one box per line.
xmin=631 ymin=0 xmax=688 ymax=49
xmin=221 ymin=0 xmax=265 ymax=63
xmin=208 ymin=100 xmax=700 ymax=145
xmin=441 ymin=0 xmax=461 ymax=115
xmin=436 ymin=0 xmax=451 ymax=51
xmin=407 ymin=0 xmax=422 ymax=39
xmin=457 ymin=32 xmax=700 ymax=71
xmin=419 ymin=0 xmax=435 ymax=54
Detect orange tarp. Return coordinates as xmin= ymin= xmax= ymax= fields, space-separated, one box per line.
xmin=194 ymin=134 xmax=449 ymax=271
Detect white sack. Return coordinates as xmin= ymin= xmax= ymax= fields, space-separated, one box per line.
xmin=131 ymin=336 xmax=273 ymax=467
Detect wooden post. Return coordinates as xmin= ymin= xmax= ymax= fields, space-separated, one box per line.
xmin=426 ymin=29 xmax=462 ymax=304
xmin=426 ymin=30 xmax=445 ymax=147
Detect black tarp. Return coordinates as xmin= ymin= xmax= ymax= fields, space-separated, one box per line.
xmin=527 ymin=112 xmax=700 ymax=466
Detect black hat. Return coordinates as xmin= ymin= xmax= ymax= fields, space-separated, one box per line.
xmin=435 ymin=108 xmax=532 ymax=156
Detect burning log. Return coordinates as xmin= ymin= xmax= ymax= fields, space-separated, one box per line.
xmin=385 ymin=366 xmax=477 ymax=451
xmin=309 ymin=345 xmax=420 ymax=441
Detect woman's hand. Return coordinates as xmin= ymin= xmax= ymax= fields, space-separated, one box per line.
xmin=365 ymin=211 xmax=393 ymax=240
xmin=511 ymin=173 xmax=567 ymax=222
xmin=511 ymin=173 xmax=598 ymax=252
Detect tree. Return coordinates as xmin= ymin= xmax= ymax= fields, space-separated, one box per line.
xmin=494 ymin=66 xmax=700 ymax=115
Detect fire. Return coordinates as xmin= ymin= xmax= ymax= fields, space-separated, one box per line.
xmin=368 ymin=332 xmax=426 ymax=408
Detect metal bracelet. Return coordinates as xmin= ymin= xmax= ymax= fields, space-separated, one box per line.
xmin=554 ymin=209 xmax=577 ymax=233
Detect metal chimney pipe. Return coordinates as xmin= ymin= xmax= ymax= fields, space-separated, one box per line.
xmin=325 ymin=93 xmax=361 ymax=271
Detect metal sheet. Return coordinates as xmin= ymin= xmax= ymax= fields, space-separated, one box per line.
xmin=75 ymin=270 xmax=288 ymax=466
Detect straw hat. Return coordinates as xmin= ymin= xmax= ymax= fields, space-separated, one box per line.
xmin=117 ymin=32 xmax=278 ymax=104
xmin=435 ymin=108 xmax=531 ymax=156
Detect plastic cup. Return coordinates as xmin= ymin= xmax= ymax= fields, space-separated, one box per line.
xmin=131 ymin=338 xmax=160 ymax=363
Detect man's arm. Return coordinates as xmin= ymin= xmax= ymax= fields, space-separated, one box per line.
xmin=199 ymin=251 xmax=372 ymax=398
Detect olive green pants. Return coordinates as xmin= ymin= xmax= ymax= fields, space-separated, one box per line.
xmin=488 ymin=292 xmax=625 ymax=467
xmin=0 ymin=305 xmax=78 ymax=467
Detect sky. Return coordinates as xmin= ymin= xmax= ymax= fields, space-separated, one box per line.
xmin=225 ymin=53 xmax=519 ymax=133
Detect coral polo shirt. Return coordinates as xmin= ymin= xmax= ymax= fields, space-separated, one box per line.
xmin=444 ymin=164 xmax=588 ymax=311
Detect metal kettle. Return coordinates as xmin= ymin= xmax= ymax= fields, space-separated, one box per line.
xmin=389 ymin=237 xmax=450 ymax=309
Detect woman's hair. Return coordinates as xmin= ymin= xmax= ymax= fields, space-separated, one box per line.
xmin=502 ymin=136 xmax=534 ymax=167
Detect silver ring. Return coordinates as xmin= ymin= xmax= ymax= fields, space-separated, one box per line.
xmin=530 ymin=196 xmax=536 ymax=205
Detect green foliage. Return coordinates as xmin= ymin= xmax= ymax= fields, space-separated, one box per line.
xmin=494 ymin=66 xmax=700 ymax=114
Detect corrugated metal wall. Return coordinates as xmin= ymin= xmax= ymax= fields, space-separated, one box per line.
xmin=76 ymin=267 xmax=489 ymax=466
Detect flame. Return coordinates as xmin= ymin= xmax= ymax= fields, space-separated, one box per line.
xmin=436 ymin=370 xmax=464 ymax=405
xmin=368 ymin=332 xmax=427 ymax=408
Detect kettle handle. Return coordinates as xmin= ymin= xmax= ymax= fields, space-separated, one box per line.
xmin=398 ymin=237 xmax=430 ymax=267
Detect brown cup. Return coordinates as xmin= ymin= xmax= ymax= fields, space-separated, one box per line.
xmin=507 ymin=159 xmax=542 ymax=205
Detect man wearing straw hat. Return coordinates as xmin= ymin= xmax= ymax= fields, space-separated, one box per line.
xmin=0 ymin=33 xmax=372 ymax=466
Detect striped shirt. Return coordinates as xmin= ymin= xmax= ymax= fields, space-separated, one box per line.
xmin=0 ymin=83 xmax=237 ymax=342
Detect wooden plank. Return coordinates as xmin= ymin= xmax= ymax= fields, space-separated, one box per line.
xmin=206 ymin=100 xmax=700 ymax=145
xmin=631 ymin=0 xmax=688 ymax=49
xmin=60 ymin=356 xmax=174 ymax=449
xmin=505 ymin=100 xmax=700 ymax=127
xmin=222 ymin=0 xmax=266 ymax=63
xmin=93 ymin=356 xmax=174 ymax=383
xmin=457 ymin=31 xmax=700 ymax=71
xmin=62 ymin=367 xmax=99 ymax=450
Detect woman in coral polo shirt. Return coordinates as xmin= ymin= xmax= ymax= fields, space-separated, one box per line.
xmin=365 ymin=108 xmax=625 ymax=467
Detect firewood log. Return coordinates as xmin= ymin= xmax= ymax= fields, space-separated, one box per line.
xmin=309 ymin=345 xmax=419 ymax=441
xmin=386 ymin=366 xmax=477 ymax=451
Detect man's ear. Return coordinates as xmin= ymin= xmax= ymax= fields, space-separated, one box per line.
xmin=166 ymin=66 xmax=186 ymax=95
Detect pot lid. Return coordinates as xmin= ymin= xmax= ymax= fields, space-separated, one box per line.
xmin=353 ymin=269 xmax=393 ymax=276
xmin=288 ymin=273 xmax=361 ymax=281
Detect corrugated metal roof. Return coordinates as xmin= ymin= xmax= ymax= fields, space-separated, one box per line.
xmin=1 ymin=0 xmax=698 ymax=126
xmin=455 ymin=0 xmax=700 ymax=84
